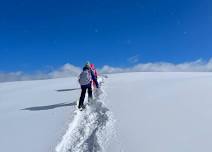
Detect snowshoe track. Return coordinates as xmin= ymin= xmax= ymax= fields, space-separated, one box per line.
xmin=56 ymin=79 xmax=115 ymax=152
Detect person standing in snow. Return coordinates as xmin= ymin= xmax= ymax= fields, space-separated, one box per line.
xmin=90 ymin=63 xmax=99 ymax=88
xmin=78 ymin=62 xmax=99 ymax=110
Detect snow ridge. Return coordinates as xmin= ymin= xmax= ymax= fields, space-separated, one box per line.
xmin=56 ymin=81 xmax=115 ymax=152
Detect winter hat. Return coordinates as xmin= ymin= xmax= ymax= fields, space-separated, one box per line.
xmin=90 ymin=63 xmax=95 ymax=69
xmin=85 ymin=61 xmax=90 ymax=68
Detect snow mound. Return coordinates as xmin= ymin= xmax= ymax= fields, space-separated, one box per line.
xmin=56 ymin=81 xmax=115 ymax=152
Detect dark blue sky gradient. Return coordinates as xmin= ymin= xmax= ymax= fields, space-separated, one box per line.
xmin=0 ymin=0 xmax=212 ymax=72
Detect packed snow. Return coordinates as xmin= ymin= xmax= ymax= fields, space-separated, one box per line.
xmin=1 ymin=72 xmax=212 ymax=152
xmin=56 ymin=80 xmax=116 ymax=152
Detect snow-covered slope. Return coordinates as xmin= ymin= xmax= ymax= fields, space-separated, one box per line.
xmin=1 ymin=72 xmax=212 ymax=152
xmin=0 ymin=77 xmax=80 ymax=152
xmin=105 ymin=72 xmax=212 ymax=152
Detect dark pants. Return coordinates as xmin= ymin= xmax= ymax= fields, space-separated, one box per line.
xmin=91 ymin=75 xmax=99 ymax=88
xmin=78 ymin=83 xmax=92 ymax=108
xmin=93 ymin=78 xmax=99 ymax=88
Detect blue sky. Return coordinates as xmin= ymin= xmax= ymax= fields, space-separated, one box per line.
xmin=0 ymin=0 xmax=212 ymax=72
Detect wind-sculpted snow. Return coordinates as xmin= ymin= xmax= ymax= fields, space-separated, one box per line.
xmin=56 ymin=84 xmax=115 ymax=152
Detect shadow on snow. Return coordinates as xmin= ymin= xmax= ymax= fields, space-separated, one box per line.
xmin=56 ymin=88 xmax=80 ymax=92
xmin=21 ymin=102 xmax=76 ymax=111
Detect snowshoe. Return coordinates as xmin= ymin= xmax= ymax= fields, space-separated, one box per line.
xmin=78 ymin=104 xmax=86 ymax=111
